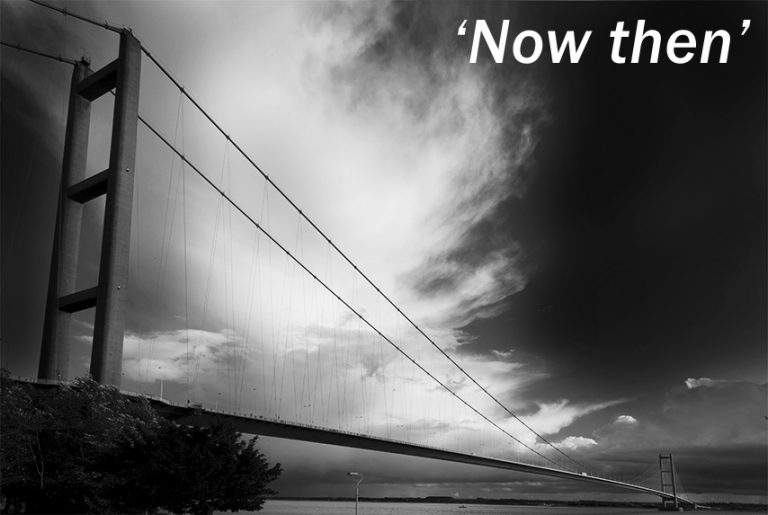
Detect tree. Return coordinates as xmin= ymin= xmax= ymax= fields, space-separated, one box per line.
xmin=145 ymin=423 xmax=282 ymax=515
xmin=0 ymin=372 xmax=281 ymax=514
xmin=0 ymin=373 xmax=159 ymax=513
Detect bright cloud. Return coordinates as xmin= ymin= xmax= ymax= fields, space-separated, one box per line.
xmin=557 ymin=436 xmax=598 ymax=450
xmin=296 ymin=1 xmax=542 ymax=334
xmin=123 ymin=329 xmax=242 ymax=384
xmin=685 ymin=377 xmax=724 ymax=389
xmin=615 ymin=414 xmax=638 ymax=425
xmin=76 ymin=0 xmax=552 ymax=460
xmin=517 ymin=398 xmax=626 ymax=438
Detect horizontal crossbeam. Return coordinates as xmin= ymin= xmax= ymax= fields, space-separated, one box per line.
xmin=67 ymin=169 xmax=109 ymax=203
xmin=58 ymin=287 xmax=98 ymax=313
xmin=77 ymin=58 xmax=117 ymax=100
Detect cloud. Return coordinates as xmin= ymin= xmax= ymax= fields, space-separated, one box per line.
xmin=615 ymin=415 xmax=638 ymax=425
xmin=556 ymin=436 xmax=598 ymax=450
xmin=529 ymin=379 xmax=766 ymax=502
xmin=593 ymin=379 xmax=766 ymax=450
xmin=118 ymin=320 xmax=625 ymax=472
xmin=492 ymin=349 xmax=515 ymax=360
xmin=684 ymin=377 xmax=725 ymax=389
xmin=661 ymin=378 xmax=766 ymax=447
xmin=303 ymin=1 xmax=545 ymax=335
xmin=119 ymin=323 xmax=547 ymax=457
xmin=122 ymin=329 xmax=242 ymax=384
xmin=517 ymin=398 xmax=626 ymax=437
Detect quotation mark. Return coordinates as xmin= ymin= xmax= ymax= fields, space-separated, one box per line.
xmin=458 ymin=20 xmax=467 ymax=36
xmin=741 ymin=19 xmax=750 ymax=36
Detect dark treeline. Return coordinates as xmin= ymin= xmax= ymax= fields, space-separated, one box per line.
xmin=0 ymin=373 xmax=281 ymax=514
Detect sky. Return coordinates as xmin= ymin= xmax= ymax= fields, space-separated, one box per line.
xmin=1 ymin=0 xmax=766 ymax=504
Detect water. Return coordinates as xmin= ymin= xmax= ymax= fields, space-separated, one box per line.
xmin=227 ymin=500 xmax=758 ymax=515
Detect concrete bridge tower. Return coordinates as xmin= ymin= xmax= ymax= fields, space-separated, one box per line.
xmin=38 ymin=30 xmax=141 ymax=387
xmin=659 ymin=453 xmax=682 ymax=511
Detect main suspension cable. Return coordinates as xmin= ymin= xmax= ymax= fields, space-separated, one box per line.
xmin=138 ymin=114 xmax=571 ymax=472
xmin=27 ymin=0 xmax=123 ymax=33
xmin=139 ymin=37 xmax=590 ymax=474
xmin=0 ymin=40 xmax=80 ymax=66
xmin=19 ymin=0 xmax=591 ymax=471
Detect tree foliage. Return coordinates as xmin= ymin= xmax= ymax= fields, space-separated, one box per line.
xmin=0 ymin=373 xmax=282 ymax=514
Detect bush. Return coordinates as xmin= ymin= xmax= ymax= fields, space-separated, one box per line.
xmin=0 ymin=373 xmax=281 ymax=514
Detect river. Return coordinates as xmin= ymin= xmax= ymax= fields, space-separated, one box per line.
xmin=222 ymin=500 xmax=763 ymax=514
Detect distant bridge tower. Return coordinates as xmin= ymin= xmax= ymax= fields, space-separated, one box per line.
xmin=38 ymin=30 xmax=141 ymax=387
xmin=659 ymin=453 xmax=681 ymax=511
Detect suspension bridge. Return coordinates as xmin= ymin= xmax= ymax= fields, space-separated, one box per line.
xmin=4 ymin=1 xmax=700 ymax=510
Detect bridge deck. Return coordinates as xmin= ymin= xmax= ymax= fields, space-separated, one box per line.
xmin=11 ymin=378 xmax=692 ymax=506
xmin=144 ymin=394 xmax=691 ymax=505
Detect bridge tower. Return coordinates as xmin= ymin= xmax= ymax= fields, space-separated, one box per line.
xmin=659 ymin=453 xmax=681 ymax=511
xmin=38 ymin=30 xmax=141 ymax=387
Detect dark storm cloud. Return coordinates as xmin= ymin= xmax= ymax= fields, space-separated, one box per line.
xmin=600 ymin=380 xmax=765 ymax=447
xmin=659 ymin=380 xmax=766 ymax=445
xmin=428 ymin=3 xmax=768 ymax=500
xmin=457 ymin=1 xmax=767 ymax=402
xmin=566 ymin=379 xmax=768 ymax=495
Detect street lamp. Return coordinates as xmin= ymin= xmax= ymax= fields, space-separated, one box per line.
xmin=156 ymin=365 xmax=164 ymax=400
xmin=347 ymin=471 xmax=363 ymax=515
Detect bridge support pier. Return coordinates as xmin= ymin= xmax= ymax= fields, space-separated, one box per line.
xmin=658 ymin=453 xmax=685 ymax=511
xmin=38 ymin=30 xmax=141 ymax=387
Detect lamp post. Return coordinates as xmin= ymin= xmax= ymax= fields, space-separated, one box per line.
xmin=347 ymin=471 xmax=363 ymax=515
xmin=156 ymin=365 xmax=164 ymax=400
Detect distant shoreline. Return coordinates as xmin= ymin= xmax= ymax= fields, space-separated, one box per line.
xmin=270 ymin=497 xmax=767 ymax=511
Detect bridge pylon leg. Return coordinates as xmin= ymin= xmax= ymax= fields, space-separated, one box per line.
xmin=38 ymin=60 xmax=91 ymax=382
xmin=38 ymin=30 xmax=141 ymax=387
xmin=658 ymin=453 xmax=685 ymax=511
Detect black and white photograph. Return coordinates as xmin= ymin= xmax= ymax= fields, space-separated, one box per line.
xmin=1 ymin=1 xmax=766 ymax=514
